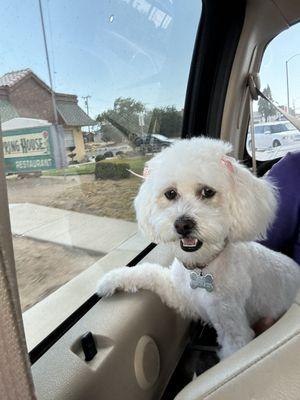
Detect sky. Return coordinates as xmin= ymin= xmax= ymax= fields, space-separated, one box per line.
xmin=1 ymin=0 xmax=300 ymax=119
xmin=260 ymin=23 xmax=300 ymax=113
xmin=0 ymin=0 xmax=201 ymax=118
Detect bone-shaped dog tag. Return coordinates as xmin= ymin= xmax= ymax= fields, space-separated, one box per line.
xmin=190 ymin=271 xmax=214 ymax=292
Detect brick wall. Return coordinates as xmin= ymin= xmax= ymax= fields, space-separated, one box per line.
xmin=9 ymin=77 xmax=55 ymax=122
xmin=7 ymin=76 xmax=86 ymax=162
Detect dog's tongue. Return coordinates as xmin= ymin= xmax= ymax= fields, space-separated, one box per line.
xmin=181 ymin=238 xmax=198 ymax=246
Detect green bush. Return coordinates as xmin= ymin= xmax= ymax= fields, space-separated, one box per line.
xmin=95 ymin=154 xmax=105 ymax=162
xmin=95 ymin=162 xmax=130 ymax=180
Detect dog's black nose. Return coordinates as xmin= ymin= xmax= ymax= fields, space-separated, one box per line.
xmin=174 ymin=216 xmax=196 ymax=236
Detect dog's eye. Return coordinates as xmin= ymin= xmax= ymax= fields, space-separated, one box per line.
xmin=164 ymin=189 xmax=178 ymax=200
xmin=200 ymin=187 xmax=216 ymax=199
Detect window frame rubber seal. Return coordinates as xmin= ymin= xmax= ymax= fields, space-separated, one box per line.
xmin=182 ymin=0 xmax=246 ymax=140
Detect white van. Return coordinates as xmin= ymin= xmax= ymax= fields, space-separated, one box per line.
xmin=247 ymin=121 xmax=300 ymax=150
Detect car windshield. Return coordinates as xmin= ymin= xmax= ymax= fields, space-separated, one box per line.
xmin=152 ymin=134 xmax=171 ymax=140
xmin=0 ymin=0 xmax=202 ymax=333
xmin=285 ymin=122 xmax=298 ymax=131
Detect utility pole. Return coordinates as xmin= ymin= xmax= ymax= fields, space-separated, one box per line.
xmin=285 ymin=54 xmax=300 ymax=114
xmin=38 ymin=0 xmax=58 ymax=125
xmin=82 ymin=95 xmax=91 ymax=133
xmin=286 ymin=60 xmax=290 ymax=114
xmin=138 ymin=112 xmax=145 ymax=135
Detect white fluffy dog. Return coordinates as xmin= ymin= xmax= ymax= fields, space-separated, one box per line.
xmin=97 ymin=137 xmax=300 ymax=359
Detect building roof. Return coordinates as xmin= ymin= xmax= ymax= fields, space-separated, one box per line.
xmin=0 ymin=69 xmax=96 ymax=127
xmin=56 ymin=101 xmax=96 ymax=127
xmin=0 ymin=69 xmax=31 ymax=88
xmin=1 ymin=117 xmax=50 ymax=131
xmin=0 ymin=99 xmax=19 ymax=122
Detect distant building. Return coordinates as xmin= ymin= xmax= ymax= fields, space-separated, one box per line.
xmin=0 ymin=69 xmax=96 ymax=161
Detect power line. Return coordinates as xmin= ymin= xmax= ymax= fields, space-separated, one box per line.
xmin=82 ymin=95 xmax=91 ymax=115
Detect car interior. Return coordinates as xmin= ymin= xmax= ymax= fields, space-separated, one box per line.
xmin=1 ymin=0 xmax=300 ymax=399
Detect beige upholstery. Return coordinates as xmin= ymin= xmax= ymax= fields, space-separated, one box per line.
xmin=175 ymin=294 xmax=300 ymax=400
xmin=32 ymin=291 xmax=189 ymax=400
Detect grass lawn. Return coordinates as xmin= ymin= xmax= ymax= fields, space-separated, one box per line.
xmin=43 ymin=156 xmax=150 ymax=177
xmin=44 ymin=163 xmax=95 ymax=176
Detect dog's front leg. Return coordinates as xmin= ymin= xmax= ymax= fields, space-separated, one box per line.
xmin=208 ymin=304 xmax=254 ymax=359
xmin=97 ymin=263 xmax=187 ymax=315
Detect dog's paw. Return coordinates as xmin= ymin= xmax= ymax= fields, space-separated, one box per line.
xmin=217 ymin=343 xmax=241 ymax=360
xmin=96 ymin=267 xmax=138 ymax=298
xmin=217 ymin=331 xmax=255 ymax=359
xmin=97 ymin=269 xmax=122 ymax=297
xmin=217 ymin=347 xmax=228 ymax=360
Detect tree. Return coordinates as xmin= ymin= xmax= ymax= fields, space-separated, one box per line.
xmin=149 ymin=106 xmax=183 ymax=138
xmin=113 ymin=97 xmax=145 ymax=115
xmin=96 ymin=97 xmax=146 ymax=144
xmin=100 ymin=123 xmax=124 ymax=143
xmin=258 ymin=85 xmax=276 ymax=122
xmin=96 ymin=98 xmax=184 ymax=145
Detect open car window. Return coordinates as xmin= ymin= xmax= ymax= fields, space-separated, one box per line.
xmin=247 ymin=22 xmax=300 ymax=162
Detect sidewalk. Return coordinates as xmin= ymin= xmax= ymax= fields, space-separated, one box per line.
xmin=9 ymin=203 xmax=148 ymax=255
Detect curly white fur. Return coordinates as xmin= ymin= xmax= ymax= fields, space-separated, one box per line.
xmin=97 ymin=137 xmax=300 ymax=359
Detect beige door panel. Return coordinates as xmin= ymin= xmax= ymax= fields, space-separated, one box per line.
xmin=32 ymin=290 xmax=189 ymax=400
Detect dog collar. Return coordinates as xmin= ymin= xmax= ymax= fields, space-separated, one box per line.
xmin=185 ymin=238 xmax=229 ymax=292
xmin=183 ymin=263 xmax=207 ymax=270
xmin=183 ymin=238 xmax=228 ymax=272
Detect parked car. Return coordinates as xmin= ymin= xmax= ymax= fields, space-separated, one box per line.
xmin=88 ymin=144 xmax=132 ymax=161
xmin=139 ymin=133 xmax=177 ymax=152
xmin=247 ymin=121 xmax=300 ymax=150
xmin=151 ymin=133 xmax=177 ymax=144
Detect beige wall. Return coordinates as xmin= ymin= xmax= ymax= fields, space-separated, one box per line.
xmin=72 ymin=127 xmax=86 ymax=162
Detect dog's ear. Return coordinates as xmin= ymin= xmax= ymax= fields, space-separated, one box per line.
xmin=134 ymin=180 xmax=154 ymax=239
xmin=226 ymin=161 xmax=277 ymax=242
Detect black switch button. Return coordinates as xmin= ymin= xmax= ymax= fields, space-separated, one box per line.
xmin=81 ymin=331 xmax=97 ymax=361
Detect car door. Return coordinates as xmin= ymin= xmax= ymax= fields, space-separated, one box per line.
xmin=4 ymin=0 xmax=300 ymax=400
xmin=255 ymin=125 xmax=269 ymax=149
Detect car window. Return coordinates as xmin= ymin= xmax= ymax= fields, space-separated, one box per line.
xmin=0 ymin=0 xmax=202 ymax=318
xmin=254 ymin=126 xmax=265 ymax=134
xmin=246 ymin=23 xmax=300 ymax=161
xmin=270 ymin=124 xmax=287 ymax=133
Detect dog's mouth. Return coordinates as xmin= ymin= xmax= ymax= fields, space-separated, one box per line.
xmin=180 ymin=237 xmax=203 ymax=252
